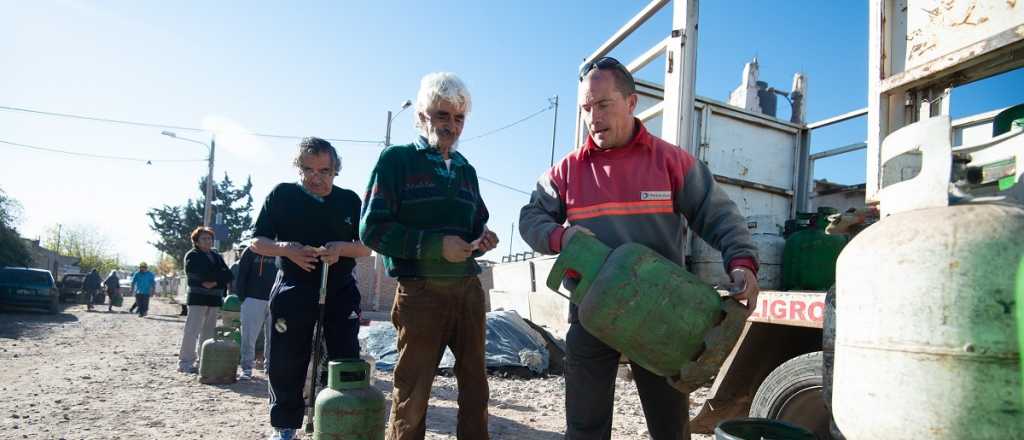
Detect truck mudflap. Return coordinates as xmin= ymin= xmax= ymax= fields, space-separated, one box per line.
xmin=689 ymin=291 xmax=826 ymax=434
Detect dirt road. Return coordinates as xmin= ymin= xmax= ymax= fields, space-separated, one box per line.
xmin=0 ymin=297 xmax=712 ymax=439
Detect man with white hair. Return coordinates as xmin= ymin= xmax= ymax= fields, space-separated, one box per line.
xmin=361 ymin=72 xmax=499 ymax=440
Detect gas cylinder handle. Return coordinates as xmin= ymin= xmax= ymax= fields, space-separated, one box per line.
xmin=877 ymin=116 xmax=953 ymax=217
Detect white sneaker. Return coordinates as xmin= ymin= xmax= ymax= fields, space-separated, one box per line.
xmin=240 ymin=369 xmax=253 ymax=380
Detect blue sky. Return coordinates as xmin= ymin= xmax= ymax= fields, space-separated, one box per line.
xmin=2 ymin=1 xmax=1021 ymax=265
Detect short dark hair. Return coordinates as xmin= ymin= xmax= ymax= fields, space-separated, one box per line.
xmin=293 ymin=137 xmax=341 ymax=173
xmin=190 ymin=226 xmax=214 ymax=245
xmin=580 ymin=57 xmax=636 ymax=98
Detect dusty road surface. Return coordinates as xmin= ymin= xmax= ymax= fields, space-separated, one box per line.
xmin=0 ymin=296 xmax=712 ymax=439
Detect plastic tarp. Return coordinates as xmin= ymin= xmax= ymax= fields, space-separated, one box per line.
xmin=359 ymin=310 xmax=549 ymax=374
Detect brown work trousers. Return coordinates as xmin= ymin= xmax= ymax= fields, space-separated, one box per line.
xmin=386 ymin=277 xmax=489 ymax=440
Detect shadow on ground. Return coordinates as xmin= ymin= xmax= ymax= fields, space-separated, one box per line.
xmin=0 ymin=307 xmax=79 ymax=340
xmin=220 ymin=377 xmax=271 ymax=399
xmin=423 ymin=404 xmax=564 ymax=439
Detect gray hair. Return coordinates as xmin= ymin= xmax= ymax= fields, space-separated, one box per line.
xmin=414 ymin=72 xmax=472 ymax=134
xmin=292 ymin=137 xmax=341 ymax=173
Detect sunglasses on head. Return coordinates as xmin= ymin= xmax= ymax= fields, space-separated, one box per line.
xmin=578 ymin=56 xmax=635 ymax=84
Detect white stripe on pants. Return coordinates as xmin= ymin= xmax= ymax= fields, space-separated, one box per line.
xmin=239 ymin=297 xmax=269 ymax=371
xmin=178 ymin=305 xmax=219 ymax=368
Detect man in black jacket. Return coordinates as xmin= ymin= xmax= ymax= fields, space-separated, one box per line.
xmin=235 ymin=245 xmax=278 ymax=379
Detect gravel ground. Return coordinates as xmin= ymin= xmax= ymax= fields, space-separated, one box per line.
xmin=0 ymin=296 xmax=711 ymax=439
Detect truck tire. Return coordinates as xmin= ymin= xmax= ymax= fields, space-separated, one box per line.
xmin=48 ymin=295 xmax=60 ymax=314
xmin=750 ymin=351 xmax=830 ymax=439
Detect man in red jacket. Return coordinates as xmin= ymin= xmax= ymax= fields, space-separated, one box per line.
xmin=519 ymin=57 xmax=760 ymax=440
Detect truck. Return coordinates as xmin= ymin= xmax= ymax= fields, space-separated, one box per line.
xmin=487 ymin=0 xmax=1024 ymax=437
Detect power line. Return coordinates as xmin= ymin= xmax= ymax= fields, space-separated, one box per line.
xmin=0 ymin=104 xmax=381 ymax=144
xmin=0 ymin=104 xmax=535 ymax=194
xmin=0 ymin=139 xmax=207 ymax=163
xmin=461 ymin=103 xmax=554 ymax=144
xmin=479 ymin=176 xmax=531 ymax=196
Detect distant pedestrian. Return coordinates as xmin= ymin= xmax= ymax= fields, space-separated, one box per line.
xmin=234 ymin=246 xmax=278 ymax=380
xmin=177 ymin=226 xmax=233 ymax=374
xmin=130 ymin=263 xmax=156 ymax=317
xmin=103 ymin=270 xmax=120 ymax=312
xmin=83 ymin=269 xmax=101 ymax=311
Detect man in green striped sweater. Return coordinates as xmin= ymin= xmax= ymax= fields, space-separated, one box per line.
xmin=360 ymin=72 xmax=499 ymax=440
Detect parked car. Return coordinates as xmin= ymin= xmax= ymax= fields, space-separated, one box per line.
xmin=57 ymin=273 xmax=87 ymax=303
xmin=0 ymin=267 xmax=59 ymax=313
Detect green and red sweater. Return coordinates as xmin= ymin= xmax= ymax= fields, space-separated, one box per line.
xmin=359 ymin=137 xmax=489 ymax=278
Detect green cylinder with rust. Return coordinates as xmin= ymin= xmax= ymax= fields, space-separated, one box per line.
xmin=199 ymin=327 xmax=240 ymax=384
xmin=314 ymin=360 xmax=385 ymax=440
xmin=546 ymin=233 xmax=723 ymax=377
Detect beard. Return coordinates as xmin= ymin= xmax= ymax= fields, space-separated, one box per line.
xmin=427 ymin=127 xmax=459 ymax=152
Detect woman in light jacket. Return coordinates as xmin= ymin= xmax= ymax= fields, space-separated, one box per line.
xmin=177 ymin=226 xmax=233 ymax=374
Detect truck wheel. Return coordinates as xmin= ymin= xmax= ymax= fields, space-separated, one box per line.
xmin=750 ymin=351 xmax=830 ymax=439
xmin=48 ymin=295 xmax=60 ymax=314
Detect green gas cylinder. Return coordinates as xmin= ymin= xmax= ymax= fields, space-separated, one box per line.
xmin=313 ymin=360 xmax=386 ymax=440
xmin=199 ymin=327 xmax=240 ymax=384
xmin=546 ymin=233 xmax=747 ymax=386
xmin=221 ymin=294 xmax=242 ymax=330
xmin=1018 ymin=256 xmax=1024 ymax=402
xmin=781 ymin=207 xmax=847 ymax=291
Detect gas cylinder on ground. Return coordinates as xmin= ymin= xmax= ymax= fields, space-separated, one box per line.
xmin=199 ymin=326 xmax=240 ymax=384
xmin=833 ymin=116 xmax=1023 ymax=439
xmin=313 ymin=360 xmax=386 ymax=440
xmin=546 ymin=233 xmax=748 ymax=390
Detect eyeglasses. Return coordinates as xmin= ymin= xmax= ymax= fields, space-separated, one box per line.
xmin=299 ymin=167 xmax=338 ymax=179
xmin=578 ymin=56 xmax=635 ymax=85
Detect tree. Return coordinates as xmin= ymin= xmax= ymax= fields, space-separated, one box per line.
xmin=147 ymin=173 xmax=254 ymax=269
xmin=42 ymin=223 xmax=119 ymax=274
xmin=155 ymin=253 xmax=177 ymax=277
xmin=0 ymin=188 xmax=31 ymax=267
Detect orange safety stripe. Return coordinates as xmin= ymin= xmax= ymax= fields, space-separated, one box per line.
xmin=567 ymin=200 xmax=674 ymax=221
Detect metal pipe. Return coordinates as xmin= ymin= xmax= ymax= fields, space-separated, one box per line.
xmin=806 ymin=107 xmax=868 ymax=130
xmin=582 ymin=0 xmax=670 ymax=68
xmin=809 ymin=142 xmax=868 ymax=161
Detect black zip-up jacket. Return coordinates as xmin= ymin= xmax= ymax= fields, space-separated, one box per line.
xmin=184 ymin=248 xmax=234 ymax=307
xmin=234 ymin=247 xmax=277 ymax=301
xmin=83 ymin=271 xmax=102 ymax=291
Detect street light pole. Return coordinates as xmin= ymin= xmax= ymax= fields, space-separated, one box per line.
xmin=162 ymin=131 xmax=215 ymax=227
xmin=204 ymin=135 xmax=215 ymax=227
xmin=385 ymin=99 xmax=413 ymax=147
xmin=373 ymin=99 xmax=413 ymax=312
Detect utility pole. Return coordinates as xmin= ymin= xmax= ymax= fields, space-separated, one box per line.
xmin=53 ymin=223 xmax=62 ymax=277
xmin=203 ymin=134 xmax=216 ymax=227
xmin=508 ymin=222 xmax=514 ymax=259
xmin=549 ymin=95 xmax=559 ymax=167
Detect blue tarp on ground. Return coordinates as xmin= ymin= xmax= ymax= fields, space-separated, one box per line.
xmin=359 ymin=310 xmax=549 ymax=374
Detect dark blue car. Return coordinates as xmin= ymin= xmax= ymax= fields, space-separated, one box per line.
xmin=0 ymin=267 xmax=59 ymax=313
